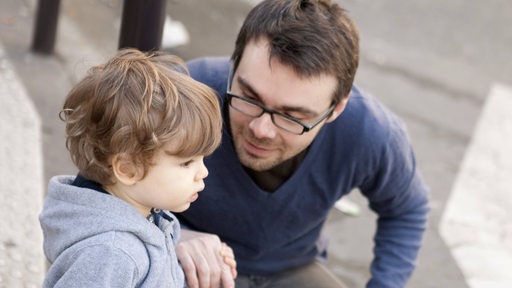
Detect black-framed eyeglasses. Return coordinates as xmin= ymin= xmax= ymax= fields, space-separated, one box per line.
xmin=225 ymin=64 xmax=335 ymax=135
xmin=227 ymin=92 xmax=335 ymax=135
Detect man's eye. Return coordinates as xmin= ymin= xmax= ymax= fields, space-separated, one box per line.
xmin=241 ymin=95 xmax=256 ymax=102
xmin=240 ymin=92 xmax=257 ymax=102
xmin=282 ymin=112 xmax=306 ymax=121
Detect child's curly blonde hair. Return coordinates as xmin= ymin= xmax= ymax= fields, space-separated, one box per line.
xmin=61 ymin=48 xmax=222 ymax=185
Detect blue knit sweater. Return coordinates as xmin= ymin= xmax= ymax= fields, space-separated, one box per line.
xmin=178 ymin=57 xmax=429 ymax=288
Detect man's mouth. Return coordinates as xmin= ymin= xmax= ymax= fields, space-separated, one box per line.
xmin=244 ymin=139 xmax=273 ymax=157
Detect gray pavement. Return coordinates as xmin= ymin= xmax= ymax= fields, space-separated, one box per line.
xmin=0 ymin=0 xmax=511 ymax=287
xmin=0 ymin=41 xmax=44 ymax=287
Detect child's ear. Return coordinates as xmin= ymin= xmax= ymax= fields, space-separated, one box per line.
xmin=111 ymin=153 xmax=141 ymax=186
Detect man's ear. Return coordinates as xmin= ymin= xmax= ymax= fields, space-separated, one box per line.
xmin=111 ymin=154 xmax=141 ymax=186
xmin=326 ymin=94 xmax=351 ymax=123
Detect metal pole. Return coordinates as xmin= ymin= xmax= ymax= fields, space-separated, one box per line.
xmin=118 ymin=0 xmax=168 ymax=52
xmin=31 ymin=0 xmax=61 ymax=55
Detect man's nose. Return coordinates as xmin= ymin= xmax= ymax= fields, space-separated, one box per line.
xmin=248 ymin=112 xmax=277 ymax=139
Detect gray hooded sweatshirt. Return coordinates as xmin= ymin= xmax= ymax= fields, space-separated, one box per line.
xmin=39 ymin=175 xmax=185 ymax=287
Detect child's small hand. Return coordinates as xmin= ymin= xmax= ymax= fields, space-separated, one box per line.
xmin=220 ymin=242 xmax=237 ymax=279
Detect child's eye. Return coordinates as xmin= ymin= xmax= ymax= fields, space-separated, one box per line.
xmin=180 ymin=160 xmax=194 ymax=167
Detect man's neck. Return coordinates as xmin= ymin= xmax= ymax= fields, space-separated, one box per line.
xmin=244 ymin=148 xmax=308 ymax=192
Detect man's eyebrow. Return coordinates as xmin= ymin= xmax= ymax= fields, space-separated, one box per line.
xmin=237 ymin=76 xmax=260 ymax=99
xmin=236 ymin=75 xmax=319 ymax=116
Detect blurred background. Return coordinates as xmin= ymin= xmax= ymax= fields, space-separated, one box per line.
xmin=1 ymin=0 xmax=511 ymax=287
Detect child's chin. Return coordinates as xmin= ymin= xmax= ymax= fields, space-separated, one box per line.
xmin=171 ymin=203 xmax=191 ymax=213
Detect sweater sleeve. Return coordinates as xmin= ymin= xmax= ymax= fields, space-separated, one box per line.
xmin=45 ymin=244 xmax=143 ymax=288
xmin=360 ymin=115 xmax=430 ymax=288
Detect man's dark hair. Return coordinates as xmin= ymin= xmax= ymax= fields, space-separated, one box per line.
xmin=232 ymin=0 xmax=360 ymax=103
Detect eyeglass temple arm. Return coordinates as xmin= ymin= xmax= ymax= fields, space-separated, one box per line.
xmin=226 ymin=63 xmax=234 ymax=92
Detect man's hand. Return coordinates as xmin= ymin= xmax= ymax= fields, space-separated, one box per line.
xmin=176 ymin=230 xmax=237 ymax=288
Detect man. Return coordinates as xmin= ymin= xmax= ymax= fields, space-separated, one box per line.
xmin=175 ymin=0 xmax=430 ymax=287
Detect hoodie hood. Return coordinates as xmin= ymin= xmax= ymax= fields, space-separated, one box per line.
xmin=40 ymin=175 xmax=177 ymax=263
xmin=40 ymin=175 xmax=185 ymax=287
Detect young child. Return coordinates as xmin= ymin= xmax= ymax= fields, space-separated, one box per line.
xmin=39 ymin=48 xmax=229 ymax=287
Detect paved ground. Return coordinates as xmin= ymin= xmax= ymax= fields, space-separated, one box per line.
xmin=0 ymin=0 xmax=511 ymax=287
xmin=0 ymin=41 xmax=44 ymax=288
